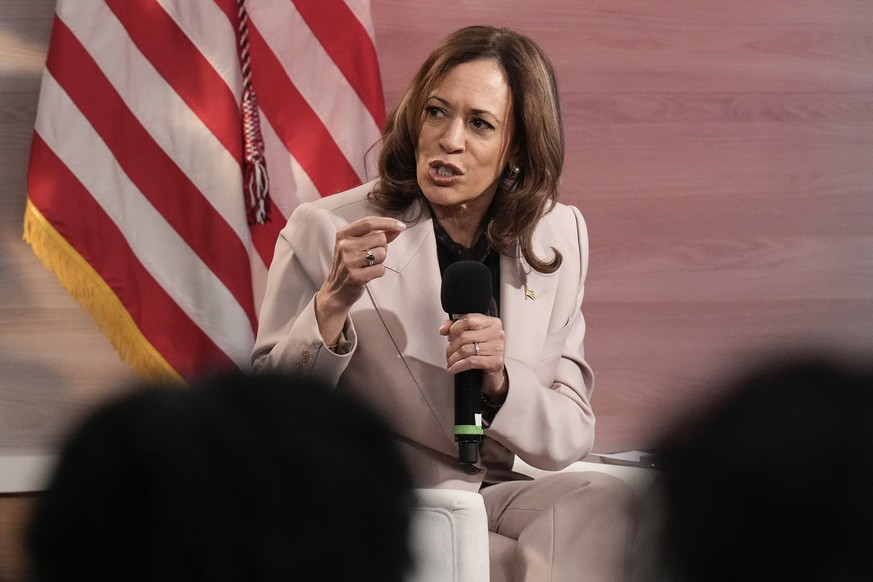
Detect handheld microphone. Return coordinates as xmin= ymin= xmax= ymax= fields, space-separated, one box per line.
xmin=440 ymin=260 xmax=492 ymax=464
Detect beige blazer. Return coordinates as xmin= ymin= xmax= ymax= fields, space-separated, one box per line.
xmin=253 ymin=181 xmax=595 ymax=490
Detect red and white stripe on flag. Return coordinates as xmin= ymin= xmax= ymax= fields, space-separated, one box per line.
xmin=23 ymin=0 xmax=385 ymax=382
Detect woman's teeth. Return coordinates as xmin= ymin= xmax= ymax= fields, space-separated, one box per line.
xmin=436 ymin=166 xmax=455 ymax=177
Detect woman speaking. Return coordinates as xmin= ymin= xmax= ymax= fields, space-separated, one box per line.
xmin=253 ymin=25 xmax=636 ymax=582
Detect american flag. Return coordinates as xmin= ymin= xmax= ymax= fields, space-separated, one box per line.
xmin=23 ymin=0 xmax=384 ymax=382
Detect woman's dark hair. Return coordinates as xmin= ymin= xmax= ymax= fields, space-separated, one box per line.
xmin=370 ymin=25 xmax=565 ymax=273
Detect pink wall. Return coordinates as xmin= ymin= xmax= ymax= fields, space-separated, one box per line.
xmin=1 ymin=0 xmax=872 ymax=456
xmin=371 ymin=0 xmax=873 ymax=450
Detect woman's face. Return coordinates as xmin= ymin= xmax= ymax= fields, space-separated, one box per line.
xmin=416 ymin=59 xmax=514 ymax=222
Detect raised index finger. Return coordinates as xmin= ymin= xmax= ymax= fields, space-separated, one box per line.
xmin=342 ymin=216 xmax=407 ymax=240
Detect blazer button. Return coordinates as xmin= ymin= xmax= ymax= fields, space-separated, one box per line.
xmin=463 ymin=463 xmax=480 ymax=475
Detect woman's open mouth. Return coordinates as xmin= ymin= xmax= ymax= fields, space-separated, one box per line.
xmin=428 ymin=162 xmax=462 ymax=186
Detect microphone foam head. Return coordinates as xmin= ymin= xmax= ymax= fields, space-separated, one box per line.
xmin=440 ymin=260 xmax=492 ymax=315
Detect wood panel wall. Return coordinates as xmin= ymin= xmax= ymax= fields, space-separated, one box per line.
xmin=371 ymin=0 xmax=873 ymax=450
xmin=2 ymin=0 xmax=872 ymax=459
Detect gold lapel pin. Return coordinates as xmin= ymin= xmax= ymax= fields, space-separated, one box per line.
xmin=524 ymin=285 xmax=536 ymax=301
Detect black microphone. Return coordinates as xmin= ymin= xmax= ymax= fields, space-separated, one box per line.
xmin=440 ymin=260 xmax=492 ymax=464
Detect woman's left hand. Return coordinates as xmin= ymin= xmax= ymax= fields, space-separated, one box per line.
xmin=439 ymin=314 xmax=508 ymax=402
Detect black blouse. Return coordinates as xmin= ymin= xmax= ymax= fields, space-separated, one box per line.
xmin=432 ymin=216 xmax=500 ymax=317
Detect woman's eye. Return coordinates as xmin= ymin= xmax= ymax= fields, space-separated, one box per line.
xmin=471 ymin=118 xmax=494 ymax=131
xmin=426 ymin=106 xmax=445 ymax=118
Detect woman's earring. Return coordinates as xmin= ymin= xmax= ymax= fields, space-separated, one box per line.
xmin=509 ymin=165 xmax=520 ymax=177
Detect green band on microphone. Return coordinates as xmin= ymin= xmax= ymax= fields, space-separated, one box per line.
xmin=454 ymin=425 xmax=484 ymax=436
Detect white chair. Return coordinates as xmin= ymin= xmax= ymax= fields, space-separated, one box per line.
xmin=407 ymin=459 xmax=656 ymax=581
xmin=407 ymin=488 xmax=491 ymax=582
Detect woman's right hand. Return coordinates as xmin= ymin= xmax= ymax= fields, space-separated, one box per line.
xmin=315 ymin=216 xmax=407 ymax=346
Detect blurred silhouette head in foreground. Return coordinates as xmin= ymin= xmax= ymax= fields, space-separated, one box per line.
xmin=27 ymin=371 xmax=413 ymax=582
xmin=654 ymin=353 xmax=873 ymax=582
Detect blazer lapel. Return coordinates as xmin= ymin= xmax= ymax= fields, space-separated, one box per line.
xmin=365 ymin=215 xmax=457 ymax=445
xmin=501 ymin=252 xmax=559 ymax=367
